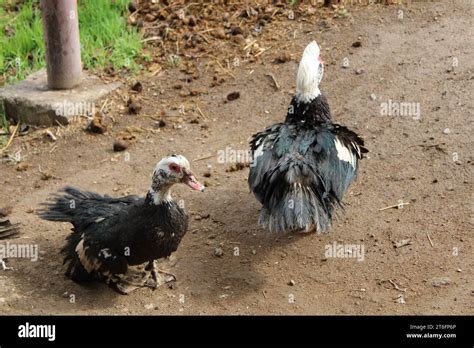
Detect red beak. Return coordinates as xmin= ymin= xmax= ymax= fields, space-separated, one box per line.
xmin=183 ymin=173 xmax=205 ymax=192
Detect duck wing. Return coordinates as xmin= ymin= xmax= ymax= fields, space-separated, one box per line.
xmin=37 ymin=185 xmax=143 ymax=232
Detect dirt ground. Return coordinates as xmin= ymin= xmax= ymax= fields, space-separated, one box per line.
xmin=0 ymin=1 xmax=472 ymax=315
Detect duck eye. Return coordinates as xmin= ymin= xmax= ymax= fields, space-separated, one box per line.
xmin=169 ymin=164 xmax=180 ymax=172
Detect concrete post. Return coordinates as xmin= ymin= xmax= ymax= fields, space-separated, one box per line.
xmin=40 ymin=0 xmax=82 ymax=90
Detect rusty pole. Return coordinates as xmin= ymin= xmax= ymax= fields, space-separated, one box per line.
xmin=40 ymin=0 xmax=82 ymax=89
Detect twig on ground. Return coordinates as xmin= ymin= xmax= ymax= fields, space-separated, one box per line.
xmin=265 ymin=73 xmax=280 ymax=90
xmin=379 ymin=202 xmax=410 ymax=211
xmin=426 ymin=233 xmax=434 ymax=247
xmin=0 ymin=123 xmax=20 ymax=153
xmin=193 ymin=154 xmax=214 ymax=162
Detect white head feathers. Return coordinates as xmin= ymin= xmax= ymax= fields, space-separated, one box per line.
xmin=295 ymin=41 xmax=325 ymax=103
xmin=153 ymin=155 xmax=190 ymax=175
xmin=148 ymin=154 xmax=204 ymax=205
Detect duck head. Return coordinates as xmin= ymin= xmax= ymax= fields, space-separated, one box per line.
xmin=295 ymin=41 xmax=324 ymax=103
xmin=148 ymin=154 xmax=204 ymax=204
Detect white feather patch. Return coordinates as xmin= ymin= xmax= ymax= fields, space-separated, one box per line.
xmin=253 ymin=140 xmax=265 ymax=161
xmin=149 ymin=188 xmax=172 ymax=204
xmin=334 ymin=138 xmax=356 ymax=168
xmin=75 ymin=238 xmax=101 ymax=273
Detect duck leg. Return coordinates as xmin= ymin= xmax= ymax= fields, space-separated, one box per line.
xmin=145 ymin=260 xmax=176 ymax=289
xmin=109 ymin=261 xmax=176 ymax=294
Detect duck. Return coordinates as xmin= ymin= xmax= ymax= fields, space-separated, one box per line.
xmin=38 ymin=154 xmax=204 ymax=294
xmin=248 ymin=41 xmax=368 ymax=234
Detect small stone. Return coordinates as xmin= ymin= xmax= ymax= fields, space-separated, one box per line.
xmin=86 ymin=116 xmax=107 ymax=134
xmin=19 ymin=124 xmax=29 ymax=135
xmin=128 ymin=1 xmax=137 ymax=13
xmin=203 ymin=172 xmax=211 ymax=178
xmin=131 ymin=81 xmax=143 ymax=93
xmin=355 ymin=68 xmax=364 ymax=75
xmin=432 ymin=278 xmax=450 ymax=287
xmin=232 ymin=34 xmax=245 ymax=44
xmin=370 ymin=93 xmax=377 ymax=101
xmin=396 ymin=294 xmax=406 ymax=304
xmin=214 ymin=247 xmax=224 ymax=257
xmin=128 ymin=101 xmax=141 ymax=115
xmin=144 ymin=303 xmax=154 ymax=310
xmin=442 ymin=128 xmax=451 ymax=135
xmin=189 ymin=89 xmax=202 ymax=97
xmin=16 ymin=162 xmax=30 ymax=171
xmin=227 ymin=91 xmax=240 ymax=101
xmin=0 ymin=206 xmax=13 ymax=218
xmin=45 ymin=130 xmax=57 ymax=141
xmin=187 ymin=15 xmax=197 ymax=27
xmin=113 ymin=139 xmax=129 ymax=152
xmin=154 ymin=120 xmax=166 ymax=128
xmin=144 ymin=14 xmax=156 ymax=22
xmin=393 ymin=239 xmax=411 ymax=248
xmin=352 ymin=41 xmax=362 ymax=48
xmin=213 ymin=28 xmax=226 ymax=39
xmin=274 ymin=52 xmax=291 ymax=64
xmin=288 ymin=280 xmax=295 ymax=286
xmin=230 ymin=26 xmax=243 ymax=35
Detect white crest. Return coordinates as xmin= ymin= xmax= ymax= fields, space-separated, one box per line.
xmin=296 ymin=41 xmax=324 ymax=103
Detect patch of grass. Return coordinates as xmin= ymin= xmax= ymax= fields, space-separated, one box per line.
xmin=0 ymin=0 xmax=143 ymax=84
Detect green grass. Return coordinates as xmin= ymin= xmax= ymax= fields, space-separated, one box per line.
xmin=0 ymin=0 xmax=144 ymax=84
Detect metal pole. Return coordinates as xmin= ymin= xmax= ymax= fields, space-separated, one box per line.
xmin=40 ymin=0 xmax=82 ymax=90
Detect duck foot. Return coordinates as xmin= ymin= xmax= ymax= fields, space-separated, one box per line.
xmin=145 ymin=260 xmax=176 ymax=290
xmin=109 ymin=262 xmax=176 ymax=294
xmin=109 ymin=271 xmax=150 ymax=295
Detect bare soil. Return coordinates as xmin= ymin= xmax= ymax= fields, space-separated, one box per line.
xmin=0 ymin=1 xmax=472 ymax=315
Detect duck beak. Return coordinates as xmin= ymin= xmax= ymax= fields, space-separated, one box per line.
xmin=183 ymin=173 xmax=205 ymax=192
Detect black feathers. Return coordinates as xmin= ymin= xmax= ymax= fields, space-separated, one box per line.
xmin=286 ymin=94 xmax=332 ymax=124
xmin=38 ymin=186 xmax=188 ymax=287
xmin=249 ymin=94 xmax=367 ymax=233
